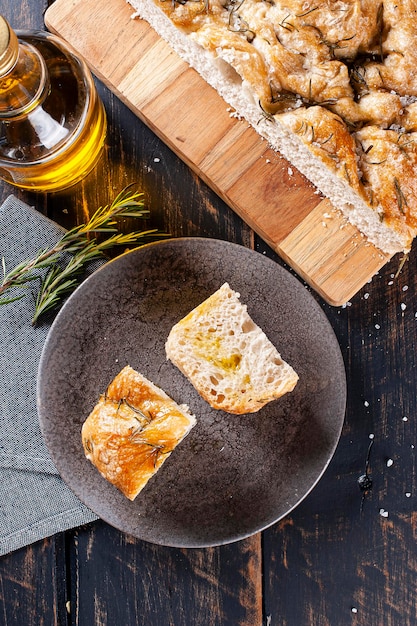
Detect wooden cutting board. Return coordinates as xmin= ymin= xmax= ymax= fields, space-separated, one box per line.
xmin=45 ymin=0 xmax=392 ymax=305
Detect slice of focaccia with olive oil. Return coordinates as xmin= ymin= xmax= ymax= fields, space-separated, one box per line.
xmin=81 ymin=365 xmax=196 ymax=500
xmin=165 ymin=283 xmax=298 ymax=414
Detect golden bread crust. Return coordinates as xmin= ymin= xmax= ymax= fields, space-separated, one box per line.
xmin=81 ymin=366 xmax=195 ymax=500
xmin=150 ymin=0 xmax=417 ymax=250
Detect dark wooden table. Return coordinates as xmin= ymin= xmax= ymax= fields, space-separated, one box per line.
xmin=1 ymin=2 xmax=417 ymax=625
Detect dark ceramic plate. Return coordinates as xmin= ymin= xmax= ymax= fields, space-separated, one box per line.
xmin=37 ymin=238 xmax=346 ymax=548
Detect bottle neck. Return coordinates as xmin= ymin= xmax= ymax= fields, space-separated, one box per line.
xmin=0 ymin=19 xmax=49 ymax=118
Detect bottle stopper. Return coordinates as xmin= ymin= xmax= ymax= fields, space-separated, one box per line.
xmin=0 ymin=16 xmax=18 ymax=76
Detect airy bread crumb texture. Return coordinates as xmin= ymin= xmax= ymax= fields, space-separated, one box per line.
xmin=165 ymin=283 xmax=298 ymax=413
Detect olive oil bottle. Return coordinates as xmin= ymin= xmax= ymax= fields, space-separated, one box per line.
xmin=0 ymin=16 xmax=107 ymax=191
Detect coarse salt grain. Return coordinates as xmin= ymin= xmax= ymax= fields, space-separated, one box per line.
xmin=401 ymin=303 xmax=407 ymax=311
xmin=364 ymin=293 xmax=370 ymax=299
xmin=351 ymin=607 xmax=358 ymax=614
xmin=406 ymin=492 xmax=411 ymax=498
xmin=364 ymin=400 xmax=369 ymax=407
xmin=379 ymin=509 xmax=389 ymax=517
xmin=386 ymin=459 xmax=393 ymax=467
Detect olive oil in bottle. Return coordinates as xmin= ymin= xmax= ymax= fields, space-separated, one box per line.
xmin=0 ymin=16 xmax=107 ymax=191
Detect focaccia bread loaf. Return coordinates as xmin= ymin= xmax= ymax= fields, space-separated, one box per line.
xmin=165 ymin=283 xmax=298 ymax=414
xmin=127 ymin=0 xmax=417 ymax=255
xmin=81 ymin=365 xmax=196 ymax=500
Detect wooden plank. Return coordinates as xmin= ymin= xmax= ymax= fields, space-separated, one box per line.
xmin=263 ymin=259 xmax=417 ymax=623
xmin=278 ymin=199 xmax=390 ymax=305
xmin=0 ymin=535 xmax=68 ymax=626
xmin=70 ymin=522 xmax=263 ymax=625
xmin=45 ymin=0 xmax=393 ymax=305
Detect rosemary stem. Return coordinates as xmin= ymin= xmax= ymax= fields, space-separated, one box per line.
xmin=0 ymin=186 xmax=168 ymax=324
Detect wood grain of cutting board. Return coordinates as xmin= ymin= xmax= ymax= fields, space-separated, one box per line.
xmin=45 ymin=0 xmax=393 ymax=305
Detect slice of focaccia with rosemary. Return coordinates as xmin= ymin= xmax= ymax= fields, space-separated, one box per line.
xmin=81 ymin=365 xmax=196 ymax=500
xmin=127 ymin=0 xmax=417 ymax=255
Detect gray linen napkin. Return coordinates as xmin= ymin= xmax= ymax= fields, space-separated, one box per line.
xmin=0 ymin=195 xmax=98 ymax=556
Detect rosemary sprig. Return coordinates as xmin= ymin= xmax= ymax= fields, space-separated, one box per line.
xmin=278 ymin=14 xmax=298 ymax=32
xmin=0 ymin=186 xmax=167 ymax=324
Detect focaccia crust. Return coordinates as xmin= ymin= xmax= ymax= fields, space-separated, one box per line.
xmin=81 ymin=366 xmax=196 ymax=500
xmin=131 ymin=0 xmax=417 ymax=253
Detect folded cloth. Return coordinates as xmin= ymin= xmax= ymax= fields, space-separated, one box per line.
xmin=0 ymin=195 xmax=98 ymax=557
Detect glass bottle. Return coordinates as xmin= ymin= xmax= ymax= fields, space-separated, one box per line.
xmin=0 ymin=16 xmax=107 ymax=191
